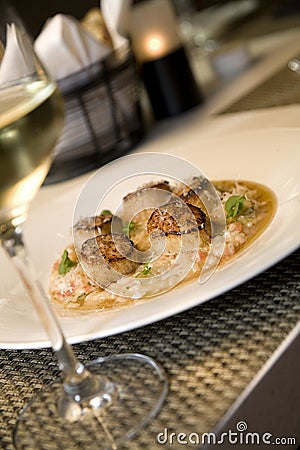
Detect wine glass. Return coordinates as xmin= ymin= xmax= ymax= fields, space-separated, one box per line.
xmin=0 ymin=2 xmax=167 ymax=448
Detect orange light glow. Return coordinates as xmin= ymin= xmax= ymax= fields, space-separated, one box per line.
xmin=144 ymin=35 xmax=166 ymax=58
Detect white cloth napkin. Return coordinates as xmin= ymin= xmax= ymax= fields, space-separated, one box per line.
xmin=100 ymin=0 xmax=132 ymax=49
xmin=34 ymin=14 xmax=112 ymax=80
xmin=0 ymin=23 xmax=36 ymax=84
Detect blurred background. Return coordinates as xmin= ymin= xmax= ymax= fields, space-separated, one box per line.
xmin=9 ymin=0 xmax=300 ymax=183
xmin=10 ymin=0 xmax=300 ymax=39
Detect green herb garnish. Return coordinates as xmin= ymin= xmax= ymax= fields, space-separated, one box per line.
xmin=100 ymin=209 xmax=112 ymax=215
xmin=58 ymin=249 xmax=77 ymax=275
xmin=77 ymin=293 xmax=86 ymax=301
xmin=136 ymin=262 xmax=152 ymax=277
xmin=225 ymin=195 xmax=246 ymax=218
xmin=122 ymin=221 xmax=137 ymax=235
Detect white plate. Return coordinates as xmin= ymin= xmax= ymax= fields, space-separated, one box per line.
xmin=0 ymin=128 xmax=299 ymax=349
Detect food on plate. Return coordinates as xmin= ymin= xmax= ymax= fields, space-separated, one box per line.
xmin=73 ymin=213 xmax=122 ymax=249
xmin=49 ymin=179 xmax=276 ymax=311
xmin=81 ymin=233 xmax=139 ymax=287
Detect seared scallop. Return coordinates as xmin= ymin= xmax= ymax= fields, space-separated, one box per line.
xmin=80 ymin=233 xmax=139 ymax=287
xmin=122 ymin=180 xmax=173 ymax=202
xmin=119 ymin=181 xmax=173 ymax=224
xmin=179 ymin=189 xmax=212 ymax=236
xmin=147 ymin=201 xmax=207 ymax=236
xmin=73 ymin=213 xmax=122 ymax=250
xmin=180 ymin=189 xmax=206 ymax=210
xmin=147 ymin=201 xmax=208 ymax=256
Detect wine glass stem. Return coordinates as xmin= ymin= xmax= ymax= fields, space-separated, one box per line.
xmin=1 ymin=223 xmax=92 ymax=391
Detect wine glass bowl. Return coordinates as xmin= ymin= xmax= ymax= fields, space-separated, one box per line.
xmin=0 ymin=12 xmax=64 ymax=229
xmin=0 ymin=81 xmax=64 ymax=229
xmin=0 ymin=1 xmax=167 ymax=448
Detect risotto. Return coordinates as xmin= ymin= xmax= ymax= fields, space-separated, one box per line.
xmin=49 ymin=179 xmax=276 ymax=311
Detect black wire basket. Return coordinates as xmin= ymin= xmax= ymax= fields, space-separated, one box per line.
xmin=45 ymin=46 xmax=144 ymax=184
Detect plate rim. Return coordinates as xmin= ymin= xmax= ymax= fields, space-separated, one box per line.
xmin=1 ymin=127 xmax=300 ymax=349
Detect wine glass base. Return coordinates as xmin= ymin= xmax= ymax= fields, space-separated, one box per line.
xmin=14 ymin=353 xmax=168 ymax=450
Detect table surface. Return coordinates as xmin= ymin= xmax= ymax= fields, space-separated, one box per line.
xmin=1 ymin=26 xmax=300 ymax=450
xmin=1 ymin=249 xmax=299 ymax=449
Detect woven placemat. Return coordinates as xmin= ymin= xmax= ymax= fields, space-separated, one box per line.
xmin=217 ymin=63 xmax=300 ymax=114
xmin=0 ymin=249 xmax=299 ymax=449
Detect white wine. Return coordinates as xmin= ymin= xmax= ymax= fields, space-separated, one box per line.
xmin=0 ymin=80 xmax=64 ymax=225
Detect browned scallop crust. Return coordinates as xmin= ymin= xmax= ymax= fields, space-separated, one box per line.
xmin=147 ymin=201 xmax=207 ymax=236
xmin=80 ymin=233 xmax=138 ymax=287
xmin=180 ymin=189 xmax=206 ymax=209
